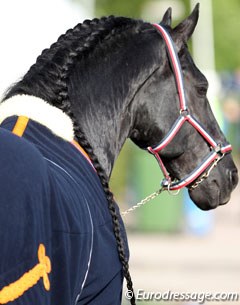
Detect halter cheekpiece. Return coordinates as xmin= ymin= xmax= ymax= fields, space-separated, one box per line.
xmin=148 ymin=24 xmax=232 ymax=191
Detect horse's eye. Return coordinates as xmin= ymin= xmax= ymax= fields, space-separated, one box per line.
xmin=196 ymin=86 xmax=207 ymax=96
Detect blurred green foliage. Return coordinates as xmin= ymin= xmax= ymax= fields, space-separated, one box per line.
xmin=212 ymin=0 xmax=240 ymax=70
xmin=95 ymin=0 xmax=146 ymax=18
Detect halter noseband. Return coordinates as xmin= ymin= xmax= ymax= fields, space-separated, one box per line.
xmin=148 ymin=24 xmax=232 ymax=191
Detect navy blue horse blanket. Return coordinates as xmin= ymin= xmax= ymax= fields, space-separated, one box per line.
xmin=0 ymin=97 xmax=128 ymax=305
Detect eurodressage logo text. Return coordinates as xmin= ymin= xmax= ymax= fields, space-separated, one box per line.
xmin=125 ymin=289 xmax=239 ymax=304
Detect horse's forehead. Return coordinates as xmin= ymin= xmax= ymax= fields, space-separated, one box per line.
xmin=178 ymin=48 xmax=208 ymax=85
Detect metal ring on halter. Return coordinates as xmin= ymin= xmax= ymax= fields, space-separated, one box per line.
xmin=161 ymin=178 xmax=180 ymax=195
xmin=179 ymin=108 xmax=189 ymax=116
xmin=167 ymin=182 xmax=180 ymax=196
xmin=213 ymin=143 xmax=222 ymax=154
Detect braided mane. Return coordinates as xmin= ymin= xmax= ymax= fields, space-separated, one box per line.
xmin=4 ymin=17 xmax=150 ymax=107
xmin=4 ymin=16 xmax=155 ymax=305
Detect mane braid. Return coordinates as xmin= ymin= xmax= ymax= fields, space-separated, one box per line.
xmin=55 ymin=17 xmax=140 ymax=304
xmin=3 ymin=16 xmax=149 ymax=304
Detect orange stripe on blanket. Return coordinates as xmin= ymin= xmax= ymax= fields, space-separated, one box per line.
xmin=0 ymin=244 xmax=51 ymax=304
xmin=12 ymin=116 xmax=29 ymax=137
xmin=71 ymin=140 xmax=95 ymax=170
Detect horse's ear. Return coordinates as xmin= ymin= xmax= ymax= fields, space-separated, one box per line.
xmin=173 ymin=3 xmax=199 ymax=45
xmin=160 ymin=7 xmax=172 ymax=27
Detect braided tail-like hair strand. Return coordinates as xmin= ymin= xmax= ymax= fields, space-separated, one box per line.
xmin=52 ymin=16 xmax=140 ymax=304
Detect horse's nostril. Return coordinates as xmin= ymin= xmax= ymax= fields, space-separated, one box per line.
xmin=228 ymin=168 xmax=238 ymax=190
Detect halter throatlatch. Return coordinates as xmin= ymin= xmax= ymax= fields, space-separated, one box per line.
xmin=148 ymin=24 xmax=232 ymax=191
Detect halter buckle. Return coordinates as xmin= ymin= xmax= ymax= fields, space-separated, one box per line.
xmin=213 ymin=143 xmax=222 ymax=154
xmin=180 ymin=108 xmax=189 ymax=117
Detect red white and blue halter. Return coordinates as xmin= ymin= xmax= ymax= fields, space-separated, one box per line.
xmin=148 ymin=24 xmax=232 ymax=191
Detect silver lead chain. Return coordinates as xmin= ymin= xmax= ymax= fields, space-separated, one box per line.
xmin=189 ymin=154 xmax=225 ymax=190
xmin=121 ymin=187 xmax=164 ymax=216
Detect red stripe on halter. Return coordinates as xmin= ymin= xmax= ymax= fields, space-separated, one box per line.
xmin=152 ymin=116 xmax=187 ymax=152
xmin=186 ymin=115 xmax=217 ymax=148
xmin=153 ymin=24 xmax=187 ymax=110
xmin=221 ymin=144 xmax=232 ymax=153
xmin=169 ymin=152 xmax=219 ymax=190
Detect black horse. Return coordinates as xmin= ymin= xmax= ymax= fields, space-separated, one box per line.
xmin=0 ymin=4 xmax=238 ymax=305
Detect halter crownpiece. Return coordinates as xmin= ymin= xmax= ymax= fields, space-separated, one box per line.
xmin=148 ymin=24 xmax=232 ymax=191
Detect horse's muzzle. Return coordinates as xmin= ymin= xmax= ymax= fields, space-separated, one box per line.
xmin=189 ymin=163 xmax=238 ymax=211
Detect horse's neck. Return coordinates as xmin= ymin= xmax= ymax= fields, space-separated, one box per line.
xmin=70 ymin=56 xmax=158 ymax=178
xmin=71 ymin=81 xmax=135 ymax=178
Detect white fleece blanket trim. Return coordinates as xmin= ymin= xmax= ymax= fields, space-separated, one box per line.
xmin=0 ymin=95 xmax=74 ymax=141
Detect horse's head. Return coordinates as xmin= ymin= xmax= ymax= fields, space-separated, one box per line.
xmin=130 ymin=4 xmax=238 ymax=210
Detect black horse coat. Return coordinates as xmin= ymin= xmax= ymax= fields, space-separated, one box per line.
xmin=0 ymin=96 xmax=128 ymax=305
